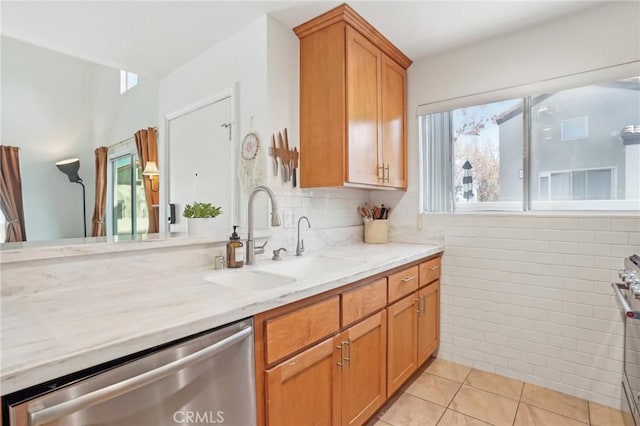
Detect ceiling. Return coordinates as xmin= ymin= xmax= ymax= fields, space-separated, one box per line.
xmin=1 ymin=1 xmax=602 ymax=80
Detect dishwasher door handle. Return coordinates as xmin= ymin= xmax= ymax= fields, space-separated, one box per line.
xmin=29 ymin=326 xmax=253 ymax=426
xmin=612 ymin=283 xmax=640 ymax=319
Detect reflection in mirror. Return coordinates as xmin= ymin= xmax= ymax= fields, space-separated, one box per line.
xmin=0 ymin=36 xmax=159 ymax=243
xmin=167 ymin=91 xmax=236 ymax=235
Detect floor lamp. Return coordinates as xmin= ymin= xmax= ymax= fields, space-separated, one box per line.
xmin=56 ymin=158 xmax=87 ymax=238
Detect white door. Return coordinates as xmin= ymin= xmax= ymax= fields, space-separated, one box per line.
xmin=169 ymin=96 xmax=232 ymax=234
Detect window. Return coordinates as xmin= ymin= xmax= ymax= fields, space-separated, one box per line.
xmin=561 ymin=116 xmax=589 ymax=141
xmin=538 ymin=167 xmax=615 ymax=201
xmin=120 ymin=70 xmax=138 ymax=94
xmin=421 ymin=76 xmax=640 ymax=212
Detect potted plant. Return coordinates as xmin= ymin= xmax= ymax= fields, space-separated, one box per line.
xmin=182 ymin=202 xmax=222 ymax=236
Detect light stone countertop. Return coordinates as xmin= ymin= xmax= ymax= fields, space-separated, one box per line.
xmin=0 ymin=242 xmax=443 ymax=395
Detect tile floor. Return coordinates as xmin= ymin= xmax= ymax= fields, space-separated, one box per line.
xmin=369 ymin=358 xmax=626 ymax=426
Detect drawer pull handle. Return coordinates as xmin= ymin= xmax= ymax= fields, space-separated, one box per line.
xmin=401 ymin=276 xmax=415 ymax=283
xmin=429 ymin=265 xmax=439 ymax=271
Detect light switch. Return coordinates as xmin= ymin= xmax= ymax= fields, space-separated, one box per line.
xmin=284 ymin=209 xmax=296 ymax=229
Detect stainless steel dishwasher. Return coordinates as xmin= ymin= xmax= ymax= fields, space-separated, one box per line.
xmin=6 ymin=318 xmax=256 ymax=426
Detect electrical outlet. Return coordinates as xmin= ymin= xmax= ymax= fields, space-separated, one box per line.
xmin=284 ymin=209 xmax=296 ymax=229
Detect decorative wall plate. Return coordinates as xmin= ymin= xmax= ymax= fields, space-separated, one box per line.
xmin=241 ymin=133 xmax=259 ymax=161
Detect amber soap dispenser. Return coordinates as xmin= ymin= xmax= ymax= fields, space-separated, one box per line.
xmin=227 ymin=226 xmax=244 ymax=268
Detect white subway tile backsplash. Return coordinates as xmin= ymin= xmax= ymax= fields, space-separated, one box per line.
xmin=612 ymin=218 xmax=640 ymax=232
xmin=563 ymin=230 xmax=595 ymax=243
xmin=594 ymin=231 xmax=629 ymax=244
xmin=562 ymin=302 xmax=593 ymax=317
xmin=412 ymin=214 xmax=640 ymax=409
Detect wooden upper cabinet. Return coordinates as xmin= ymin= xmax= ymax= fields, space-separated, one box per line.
xmin=381 ymin=55 xmax=407 ymax=188
xmin=295 ymin=4 xmax=412 ymax=190
xmin=346 ymin=27 xmax=382 ymax=186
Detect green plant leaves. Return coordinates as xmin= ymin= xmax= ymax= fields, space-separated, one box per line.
xmin=182 ymin=202 xmax=222 ymax=218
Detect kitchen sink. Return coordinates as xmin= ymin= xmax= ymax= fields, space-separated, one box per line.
xmin=205 ymin=269 xmax=296 ymax=292
xmin=254 ymin=256 xmax=364 ymax=282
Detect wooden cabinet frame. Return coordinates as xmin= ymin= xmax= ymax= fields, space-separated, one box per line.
xmin=295 ymin=4 xmax=412 ymax=190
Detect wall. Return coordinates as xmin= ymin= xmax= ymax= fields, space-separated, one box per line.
xmin=264 ymin=16 xmax=370 ymax=250
xmin=375 ymin=1 xmax=640 ymax=408
xmin=159 ymin=16 xmax=369 ymax=247
xmin=1 ymin=36 xmax=158 ymax=241
xmin=159 ymin=17 xmax=268 ymax=232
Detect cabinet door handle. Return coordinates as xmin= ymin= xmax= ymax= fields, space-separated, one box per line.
xmin=344 ymin=339 xmax=352 ymax=366
xmin=401 ymin=275 xmax=415 ymax=283
xmin=337 ymin=343 xmax=344 ymax=368
xmin=421 ymin=295 xmax=426 ymax=315
xmin=415 ymin=297 xmax=421 ymax=313
xmin=377 ymin=165 xmax=385 ymax=182
xmin=384 ymin=164 xmax=390 ymax=183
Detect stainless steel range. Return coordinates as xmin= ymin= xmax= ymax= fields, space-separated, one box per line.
xmin=613 ymin=254 xmax=640 ymax=426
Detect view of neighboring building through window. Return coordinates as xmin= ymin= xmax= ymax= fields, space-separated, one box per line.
xmin=421 ymin=76 xmax=640 ymax=211
xmin=452 ymin=99 xmax=523 ymax=209
xmin=120 ymin=70 xmax=138 ymax=94
xmin=528 ymin=80 xmax=639 ymax=209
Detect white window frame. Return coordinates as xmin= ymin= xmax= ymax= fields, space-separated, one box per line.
xmin=418 ymin=63 xmax=640 ymax=214
xmin=560 ymin=116 xmax=589 ymax=141
xmin=120 ymin=70 xmax=138 ymax=94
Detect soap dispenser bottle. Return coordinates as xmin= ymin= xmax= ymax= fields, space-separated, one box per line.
xmin=227 ymin=226 xmax=244 ymax=268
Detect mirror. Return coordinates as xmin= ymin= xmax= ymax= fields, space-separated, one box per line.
xmin=1 ymin=35 xmax=239 ymax=245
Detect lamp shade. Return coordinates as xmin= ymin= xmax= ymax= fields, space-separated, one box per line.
xmin=142 ymin=161 xmax=160 ymax=176
xmin=56 ymin=158 xmax=82 ymax=183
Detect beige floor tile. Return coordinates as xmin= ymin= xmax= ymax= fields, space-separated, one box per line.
xmin=405 ymin=372 xmax=461 ymax=406
xmin=589 ymin=401 xmax=626 ymax=426
xmin=464 ymin=369 xmax=524 ymax=400
xmin=380 ymin=393 xmax=446 ymax=426
xmin=425 ymin=358 xmax=472 ymax=383
xmin=520 ymin=384 xmax=589 ymax=424
xmin=449 ymin=385 xmax=518 ymax=426
xmin=367 ymin=419 xmax=393 ymax=426
xmin=437 ymin=409 xmax=490 ymax=426
xmin=514 ymin=403 xmax=588 ymax=426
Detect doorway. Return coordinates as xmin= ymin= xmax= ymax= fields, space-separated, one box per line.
xmin=107 ymin=146 xmax=148 ymax=237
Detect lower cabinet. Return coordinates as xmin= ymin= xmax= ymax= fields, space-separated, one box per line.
xmin=388 ymin=280 xmax=440 ymax=395
xmin=258 ymin=254 xmax=442 ymax=426
xmin=341 ymin=310 xmax=387 ymax=426
xmin=266 ymin=310 xmax=387 ymax=426
xmin=387 ymin=293 xmax=418 ymax=395
xmin=417 ymin=281 xmax=440 ymax=365
xmin=266 ymin=335 xmax=342 ymax=426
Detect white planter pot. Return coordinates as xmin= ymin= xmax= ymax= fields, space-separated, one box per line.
xmin=186 ymin=218 xmax=217 ymax=236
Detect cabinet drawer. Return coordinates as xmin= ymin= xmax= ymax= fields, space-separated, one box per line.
xmin=265 ymin=296 xmax=340 ymax=364
xmin=388 ymin=265 xmax=419 ymax=303
xmin=419 ymin=257 xmax=441 ymax=287
xmin=342 ymin=278 xmax=387 ymax=326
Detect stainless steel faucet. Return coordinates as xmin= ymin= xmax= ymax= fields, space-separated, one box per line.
xmin=246 ymin=185 xmax=281 ymax=265
xmin=296 ymin=216 xmax=311 ymax=256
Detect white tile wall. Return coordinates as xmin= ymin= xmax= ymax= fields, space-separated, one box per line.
xmin=415 ymin=213 xmax=639 ymax=408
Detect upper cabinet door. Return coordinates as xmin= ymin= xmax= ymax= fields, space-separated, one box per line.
xmin=346 ymin=27 xmax=382 ymax=186
xmin=381 ymin=55 xmax=407 ymax=189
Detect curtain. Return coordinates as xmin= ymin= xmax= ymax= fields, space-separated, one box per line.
xmin=135 ymin=128 xmax=159 ymax=233
xmin=422 ymin=113 xmax=454 ymax=212
xmin=0 ymin=145 xmax=27 ymax=242
xmin=91 ymin=147 xmax=108 ymax=237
